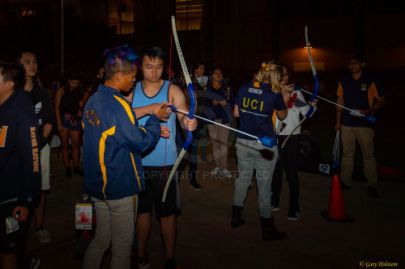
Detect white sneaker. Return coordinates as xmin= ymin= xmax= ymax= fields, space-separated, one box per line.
xmin=29 ymin=257 xmax=40 ymax=269
xmin=220 ymin=169 xmax=233 ymax=178
xmin=138 ymin=262 xmax=150 ymax=269
xmin=35 ymin=229 xmax=51 ymax=244
xmin=287 ymin=210 xmax=301 ymax=221
xmin=272 ymin=206 xmax=280 ymax=212
xmin=319 ymin=163 xmax=330 ymax=175
xmin=211 ymin=166 xmax=220 ymax=176
xmin=138 ymin=258 xmax=150 ymax=269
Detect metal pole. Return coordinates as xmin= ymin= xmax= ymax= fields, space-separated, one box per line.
xmin=61 ymin=0 xmax=64 ymax=76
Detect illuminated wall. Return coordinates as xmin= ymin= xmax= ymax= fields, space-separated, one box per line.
xmin=107 ymin=0 xmax=134 ymax=35
xmin=176 ymin=0 xmax=202 ymax=31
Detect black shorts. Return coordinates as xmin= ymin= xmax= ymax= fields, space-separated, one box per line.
xmin=138 ymin=166 xmax=178 ymax=218
xmin=61 ymin=113 xmax=81 ymax=131
xmin=0 ymin=202 xmax=28 ymax=254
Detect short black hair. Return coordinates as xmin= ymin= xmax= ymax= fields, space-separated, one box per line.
xmin=65 ymin=69 xmax=81 ymax=81
xmin=103 ymin=45 xmax=139 ymax=80
xmin=141 ymin=46 xmax=166 ymax=62
xmin=348 ymin=53 xmax=365 ymax=62
xmin=193 ymin=62 xmax=205 ymax=71
xmin=0 ymin=61 xmax=25 ymax=90
xmin=16 ymin=51 xmax=36 ymax=62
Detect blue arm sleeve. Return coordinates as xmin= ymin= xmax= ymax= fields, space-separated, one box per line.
xmin=115 ymin=107 xmax=161 ymax=154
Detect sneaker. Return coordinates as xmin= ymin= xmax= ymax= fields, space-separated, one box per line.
xmin=65 ymin=167 xmax=72 ymax=178
xmin=35 ymin=229 xmax=51 ymax=244
xmin=367 ymin=186 xmax=379 ymax=198
xmin=73 ymin=166 xmax=83 ymax=176
xmin=319 ymin=163 xmax=330 ymax=175
xmin=163 ymin=258 xmax=179 ymax=269
xmin=272 ymin=205 xmax=280 ymax=212
xmin=211 ymin=166 xmax=220 ymax=176
xmin=190 ymin=182 xmax=202 ymax=190
xmin=29 ymin=257 xmax=40 ymax=269
xmin=287 ymin=210 xmax=300 ymax=221
xmin=138 ymin=257 xmax=150 ymax=269
xmin=220 ymin=169 xmax=232 ymax=178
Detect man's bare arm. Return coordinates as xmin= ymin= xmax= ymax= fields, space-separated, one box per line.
xmin=169 ymin=84 xmax=197 ymax=131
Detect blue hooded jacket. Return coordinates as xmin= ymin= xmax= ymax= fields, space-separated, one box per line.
xmin=82 ymin=85 xmax=160 ymax=200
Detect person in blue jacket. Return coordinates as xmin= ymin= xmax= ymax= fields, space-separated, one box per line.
xmin=0 ymin=62 xmax=41 ymax=269
xmin=81 ymin=45 xmax=166 ymax=269
xmin=205 ymin=67 xmax=234 ymax=178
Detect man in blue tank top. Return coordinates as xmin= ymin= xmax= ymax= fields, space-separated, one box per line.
xmin=131 ymin=46 xmax=197 ymax=269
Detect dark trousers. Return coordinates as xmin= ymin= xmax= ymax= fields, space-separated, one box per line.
xmin=176 ymin=120 xmax=204 ymax=185
xmin=272 ymin=135 xmax=300 ymax=211
xmin=188 ymin=125 xmax=205 ymax=184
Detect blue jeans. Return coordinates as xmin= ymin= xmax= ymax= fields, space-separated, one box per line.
xmin=233 ymin=138 xmax=278 ymax=218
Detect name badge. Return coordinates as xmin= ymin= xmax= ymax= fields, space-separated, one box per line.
xmin=75 ymin=203 xmax=93 ymax=230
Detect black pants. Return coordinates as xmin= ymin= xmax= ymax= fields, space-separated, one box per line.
xmin=272 ymin=135 xmax=300 ymax=211
xmin=187 ymin=121 xmax=207 ymax=184
xmin=175 ymin=121 xmax=203 ymax=185
xmin=0 ymin=202 xmax=29 ymax=257
xmin=138 ymin=166 xmax=177 ymax=217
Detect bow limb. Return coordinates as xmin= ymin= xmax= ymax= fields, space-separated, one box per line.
xmin=162 ymin=16 xmax=196 ymax=202
xmin=304 ymin=25 xmax=320 ymax=118
xmin=281 ymin=25 xmax=319 ymax=149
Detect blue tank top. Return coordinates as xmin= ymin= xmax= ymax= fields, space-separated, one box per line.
xmin=132 ymin=80 xmax=177 ymax=166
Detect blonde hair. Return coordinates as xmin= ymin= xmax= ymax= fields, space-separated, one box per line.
xmin=254 ymin=62 xmax=283 ymax=93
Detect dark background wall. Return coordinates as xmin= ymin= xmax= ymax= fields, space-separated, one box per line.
xmin=0 ymin=0 xmax=404 ymax=95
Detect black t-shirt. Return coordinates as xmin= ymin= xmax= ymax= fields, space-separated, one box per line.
xmin=337 ymin=73 xmax=384 ymax=127
xmin=59 ymin=86 xmax=84 ymax=116
xmin=0 ymin=90 xmax=41 ymax=205
xmin=26 ymin=85 xmax=55 ymax=148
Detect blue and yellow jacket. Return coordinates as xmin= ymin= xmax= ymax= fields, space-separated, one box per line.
xmin=82 ymin=85 xmax=161 ymax=200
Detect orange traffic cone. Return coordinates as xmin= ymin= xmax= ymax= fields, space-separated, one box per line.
xmin=321 ymin=174 xmax=354 ymax=222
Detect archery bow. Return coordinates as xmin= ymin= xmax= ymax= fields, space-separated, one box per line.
xmin=297 ymin=87 xmax=376 ymax=123
xmin=162 ymin=16 xmax=197 ymax=202
xmin=281 ymin=25 xmax=319 ymax=149
xmin=169 ymin=105 xmax=277 ymax=148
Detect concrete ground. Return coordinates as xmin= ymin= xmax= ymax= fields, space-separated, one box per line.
xmin=25 ymin=145 xmax=405 ymax=269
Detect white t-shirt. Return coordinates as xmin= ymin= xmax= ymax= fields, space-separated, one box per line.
xmin=276 ymin=89 xmax=310 ymax=135
xmin=196 ymin=76 xmax=208 ymax=88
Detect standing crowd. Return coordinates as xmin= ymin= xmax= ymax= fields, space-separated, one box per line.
xmin=0 ymin=44 xmax=384 ymax=269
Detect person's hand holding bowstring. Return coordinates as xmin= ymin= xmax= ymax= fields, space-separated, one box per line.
xmin=150 ymin=102 xmax=172 ymax=138
xmin=151 ymin=102 xmax=171 ymax=121
xmin=308 ymin=99 xmax=318 ymax=107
